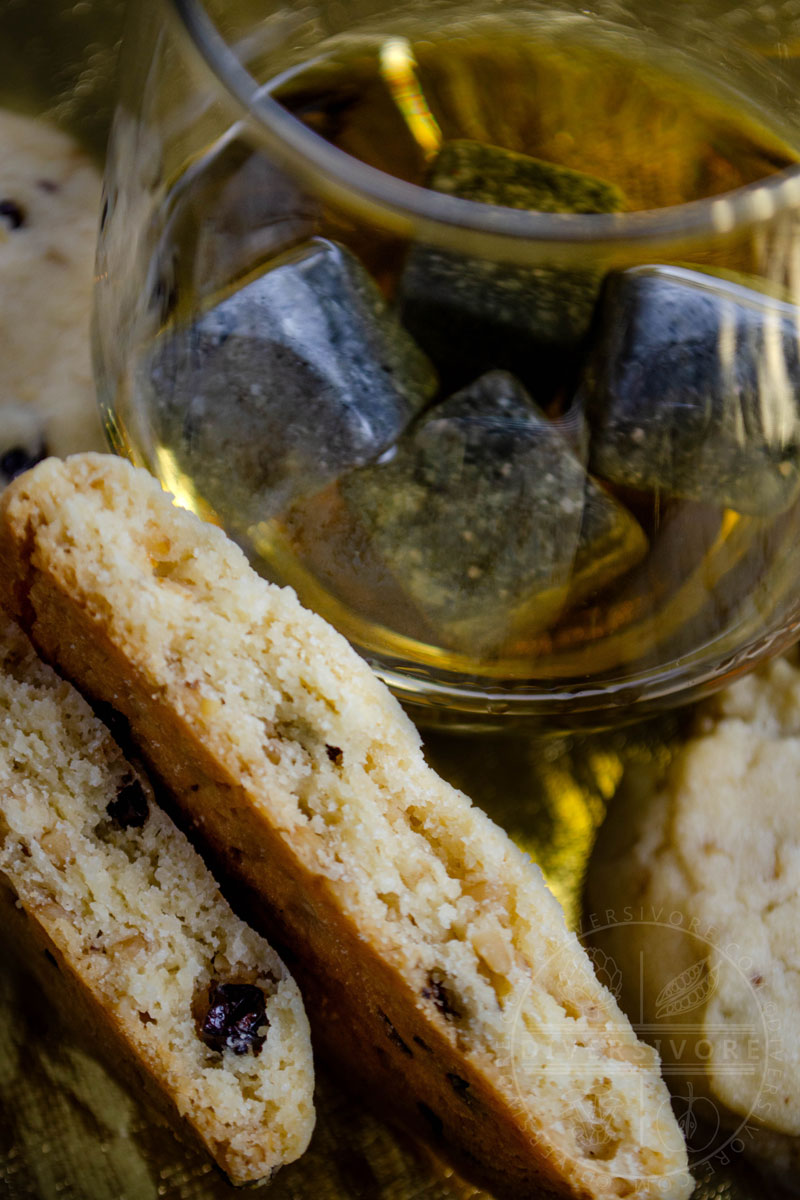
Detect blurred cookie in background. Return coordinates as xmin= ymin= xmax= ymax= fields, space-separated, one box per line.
xmin=0 ymin=403 xmax=47 ymax=487
xmin=586 ymin=651 xmax=800 ymax=1190
xmin=1 ymin=108 xmax=105 ymax=481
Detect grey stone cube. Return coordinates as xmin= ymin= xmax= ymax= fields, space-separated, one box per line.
xmin=341 ymin=370 xmax=645 ymax=656
xmin=147 ymin=237 xmax=438 ymax=525
xmin=398 ymin=139 xmax=626 ymax=389
xmin=586 ymin=265 xmax=800 ymax=516
xmin=151 ymin=135 xmax=319 ymax=317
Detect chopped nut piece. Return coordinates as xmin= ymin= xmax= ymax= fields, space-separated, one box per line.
xmin=40 ymin=828 xmax=71 ymax=869
xmin=107 ymin=932 xmax=148 ymax=960
xmin=470 ymin=916 xmax=513 ymax=976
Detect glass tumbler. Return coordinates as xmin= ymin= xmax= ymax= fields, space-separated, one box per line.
xmin=95 ymin=0 xmax=800 ymax=728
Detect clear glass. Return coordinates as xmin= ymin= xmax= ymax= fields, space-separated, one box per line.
xmin=95 ymin=0 xmax=800 ymax=728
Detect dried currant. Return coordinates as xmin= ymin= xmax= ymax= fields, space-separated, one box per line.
xmin=325 ymin=744 xmax=343 ymax=765
xmin=106 ymin=777 xmax=149 ymax=829
xmin=199 ymin=982 xmax=268 ymax=1056
xmin=422 ymin=973 xmax=462 ymax=1021
xmin=0 ymin=442 xmax=47 ymax=481
xmin=0 ymin=199 xmax=25 ymax=230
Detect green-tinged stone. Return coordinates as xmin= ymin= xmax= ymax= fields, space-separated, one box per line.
xmin=340 ymin=371 xmax=645 ymax=656
xmin=398 ymin=139 xmax=626 ymax=389
xmin=429 ymin=138 xmax=625 ymax=213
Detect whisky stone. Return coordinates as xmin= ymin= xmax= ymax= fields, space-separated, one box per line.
xmin=586 ymin=265 xmax=800 ymax=516
xmin=398 ymin=139 xmax=626 ymax=389
xmin=150 ymin=135 xmax=319 ymax=321
xmin=340 ymin=370 xmax=644 ymax=656
xmin=148 ymin=237 xmax=438 ymax=525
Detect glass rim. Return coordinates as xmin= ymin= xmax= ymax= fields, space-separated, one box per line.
xmin=169 ymin=0 xmax=800 ymax=256
xmin=373 ymin=613 xmax=800 ymax=725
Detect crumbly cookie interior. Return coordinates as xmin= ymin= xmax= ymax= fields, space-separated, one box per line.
xmin=0 ymin=616 xmax=314 ymax=1183
xmin=1 ymin=454 xmax=693 ymax=1199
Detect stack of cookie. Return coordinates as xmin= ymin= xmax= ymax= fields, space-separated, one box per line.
xmin=0 ymin=451 xmax=694 ymax=1199
xmin=0 ymin=107 xmax=696 ymax=1198
xmin=0 ymin=612 xmax=316 ymax=1183
xmin=1 ymin=115 xmax=323 ymax=1176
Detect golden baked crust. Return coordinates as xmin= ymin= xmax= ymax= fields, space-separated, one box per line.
xmin=0 ymin=614 xmax=314 ymax=1184
xmin=0 ymin=453 xmax=693 ymax=1200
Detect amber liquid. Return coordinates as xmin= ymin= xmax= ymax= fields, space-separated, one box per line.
xmin=275 ymin=30 xmax=795 ymax=210
xmin=138 ymin=20 xmax=800 ymax=698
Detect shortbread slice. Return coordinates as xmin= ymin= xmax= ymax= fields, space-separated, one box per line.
xmin=0 ymin=454 xmax=693 ymax=1200
xmin=0 ymin=614 xmax=314 ymax=1184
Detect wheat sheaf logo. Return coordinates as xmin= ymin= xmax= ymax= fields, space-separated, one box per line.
xmin=654 ymin=960 xmax=719 ymax=1020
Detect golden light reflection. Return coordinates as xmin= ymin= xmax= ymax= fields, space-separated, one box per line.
xmin=153 ymin=444 xmax=221 ymax=525
xmin=379 ymin=37 xmax=442 ymax=161
xmin=587 ymin=751 xmax=624 ymax=802
xmin=719 ymin=508 xmax=740 ymax=539
xmin=538 ymin=766 xmax=605 ymax=928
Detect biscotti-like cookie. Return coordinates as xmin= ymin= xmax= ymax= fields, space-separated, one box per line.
xmin=0 ymin=454 xmax=693 ymax=1200
xmin=0 ymin=109 xmax=105 ymax=485
xmin=587 ymin=652 xmax=800 ymax=1189
xmin=0 ymin=613 xmax=315 ymax=1184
